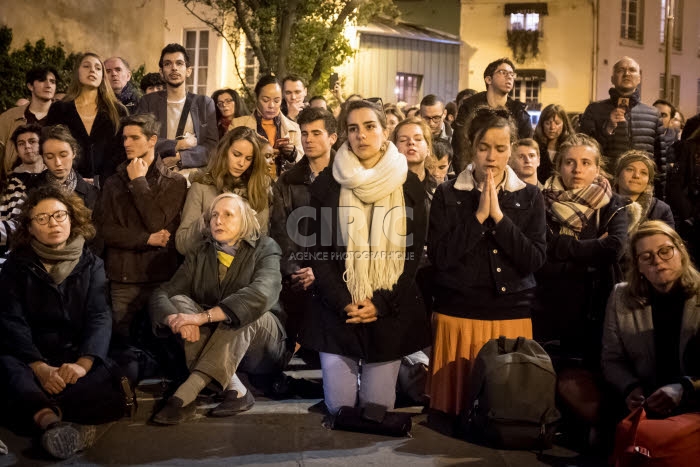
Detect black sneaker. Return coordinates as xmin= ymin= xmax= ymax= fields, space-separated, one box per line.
xmin=152 ymin=397 xmax=197 ymax=425
xmin=209 ymin=390 xmax=255 ymax=417
xmin=41 ymin=422 xmax=97 ymax=459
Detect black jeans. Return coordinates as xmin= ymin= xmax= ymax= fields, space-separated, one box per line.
xmin=0 ymin=355 xmax=125 ymax=427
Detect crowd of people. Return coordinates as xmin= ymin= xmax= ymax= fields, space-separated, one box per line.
xmin=0 ymin=44 xmax=698 ymax=461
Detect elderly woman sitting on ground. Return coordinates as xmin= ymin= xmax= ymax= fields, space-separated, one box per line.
xmin=149 ymin=193 xmax=290 ymax=425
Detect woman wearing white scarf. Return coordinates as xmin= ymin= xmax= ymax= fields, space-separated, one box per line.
xmin=299 ymin=100 xmax=429 ymax=416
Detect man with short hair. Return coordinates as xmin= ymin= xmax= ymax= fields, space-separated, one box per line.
xmin=452 ymin=58 xmax=532 ymax=173
xmin=420 ymin=94 xmax=451 ymax=142
xmin=0 ymin=67 xmax=57 ymax=173
xmin=270 ymin=107 xmax=337 ymax=345
xmin=9 ymin=124 xmax=45 ymax=178
xmin=281 ymin=75 xmax=307 ymax=121
xmin=308 ymin=95 xmax=327 ymax=109
xmin=429 ymin=139 xmax=454 ymax=183
xmin=653 ymin=99 xmax=676 ymax=129
xmin=140 ymin=73 xmax=166 ymax=95
xmin=99 ymin=113 xmax=187 ymax=340
xmin=105 ymin=57 xmax=141 ymax=113
xmin=136 ymin=43 xmax=218 ymax=172
xmin=580 ymin=56 xmax=668 ymax=194
xmin=509 ymin=138 xmax=541 ymax=187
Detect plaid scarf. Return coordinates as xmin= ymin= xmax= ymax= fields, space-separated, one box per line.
xmin=543 ymin=174 xmax=612 ymax=237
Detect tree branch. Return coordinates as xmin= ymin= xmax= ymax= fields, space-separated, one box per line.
xmin=309 ymin=0 xmax=363 ymax=85
xmin=276 ymin=0 xmax=300 ymax=78
xmin=234 ymin=0 xmax=269 ymax=73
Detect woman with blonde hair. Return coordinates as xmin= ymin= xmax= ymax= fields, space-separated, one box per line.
xmin=176 ymin=126 xmax=271 ymax=254
xmin=613 ymin=150 xmax=674 ymax=232
xmin=46 ymin=53 xmax=127 ymax=186
xmin=603 ymin=220 xmax=699 ymax=419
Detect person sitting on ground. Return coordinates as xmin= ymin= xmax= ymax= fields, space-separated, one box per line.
xmin=602 ymin=220 xmax=700 ymax=421
xmin=176 ymin=126 xmax=271 ymax=254
xmin=8 ymin=124 xmax=46 ymax=180
xmin=613 ymin=150 xmax=674 ymax=232
xmin=150 ymin=193 xmax=290 ymax=425
xmin=0 ymin=186 xmax=125 ymax=460
xmin=38 ymin=125 xmax=99 ymax=212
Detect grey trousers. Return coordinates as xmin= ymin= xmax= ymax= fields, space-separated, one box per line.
xmin=170 ymin=295 xmax=289 ymax=389
xmin=319 ymin=352 xmax=402 ymax=415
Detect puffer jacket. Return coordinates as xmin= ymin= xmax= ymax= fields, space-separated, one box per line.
xmin=452 ymin=92 xmax=533 ymax=174
xmin=579 ymin=88 xmax=669 ymax=194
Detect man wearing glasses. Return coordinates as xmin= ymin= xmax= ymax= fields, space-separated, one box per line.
xmin=136 ymin=44 xmax=218 ymax=173
xmin=419 ymin=95 xmax=451 ymax=142
xmin=452 ymin=58 xmax=533 ymax=174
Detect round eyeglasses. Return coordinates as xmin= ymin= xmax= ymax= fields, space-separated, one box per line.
xmin=637 ymin=245 xmax=675 ymax=265
xmin=32 ymin=210 xmax=69 ymax=225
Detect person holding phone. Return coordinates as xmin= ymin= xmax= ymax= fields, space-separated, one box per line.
xmin=229 ymin=75 xmax=303 ymax=176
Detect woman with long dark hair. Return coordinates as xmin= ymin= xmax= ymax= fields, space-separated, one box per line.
xmin=534 ymin=104 xmax=574 ymax=184
xmin=211 ymin=88 xmax=249 ymax=139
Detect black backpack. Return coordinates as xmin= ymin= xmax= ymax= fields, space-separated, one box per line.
xmin=464 ymin=336 xmax=561 ymax=450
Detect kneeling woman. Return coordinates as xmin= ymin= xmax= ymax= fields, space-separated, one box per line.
xmin=427 ymin=107 xmax=547 ymax=416
xmin=150 ymin=193 xmax=289 ymax=424
xmin=0 ymin=186 xmax=123 ymax=459
xmin=603 ymin=220 xmax=699 ymax=417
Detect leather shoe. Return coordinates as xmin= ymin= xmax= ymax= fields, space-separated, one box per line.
xmin=153 ymin=396 xmax=197 ymax=425
xmin=209 ymin=390 xmax=255 ymax=417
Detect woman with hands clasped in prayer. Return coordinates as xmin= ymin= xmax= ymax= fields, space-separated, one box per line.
xmin=0 ymin=186 xmax=125 ymax=459
xmin=299 ymin=99 xmax=428 ymax=416
xmin=427 ymin=107 xmax=547 ymax=417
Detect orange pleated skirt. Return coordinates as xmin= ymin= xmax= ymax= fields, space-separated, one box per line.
xmin=427 ymin=312 xmax=532 ymax=415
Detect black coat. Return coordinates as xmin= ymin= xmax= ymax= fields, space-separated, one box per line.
xmin=452 ymin=92 xmax=533 ymax=174
xmin=299 ymin=169 xmax=429 ymax=362
xmin=534 ymin=193 xmax=629 ymax=363
xmin=428 ymin=177 xmax=547 ymax=320
xmin=666 ymin=137 xmax=700 ymax=260
xmin=0 ymin=245 xmax=111 ymax=366
xmin=46 ymin=101 xmax=128 ymax=184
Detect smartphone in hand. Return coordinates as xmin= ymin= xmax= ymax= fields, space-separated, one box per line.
xmin=274 ymin=137 xmax=290 ymax=149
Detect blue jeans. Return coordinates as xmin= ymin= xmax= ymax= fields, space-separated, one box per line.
xmin=319 ymin=352 xmax=401 ymax=415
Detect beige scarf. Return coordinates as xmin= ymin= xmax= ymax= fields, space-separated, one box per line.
xmin=31 ymin=236 xmax=85 ymax=285
xmin=332 ymin=141 xmax=408 ymax=304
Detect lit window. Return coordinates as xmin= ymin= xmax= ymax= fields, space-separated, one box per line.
xmin=510 ymin=13 xmax=540 ymax=31
xmin=244 ymin=44 xmax=258 ymax=89
xmin=509 ymin=69 xmax=545 ymax=111
xmin=185 ymin=29 xmax=209 ymax=95
xmin=395 ymin=73 xmax=423 ymax=106
xmin=621 ymin=0 xmax=644 ymax=44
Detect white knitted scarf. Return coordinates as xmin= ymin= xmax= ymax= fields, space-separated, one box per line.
xmin=332 ymin=141 xmax=408 ymax=304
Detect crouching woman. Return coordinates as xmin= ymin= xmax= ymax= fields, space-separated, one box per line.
xmin=149 ymin=193 xmax=290 ymax=424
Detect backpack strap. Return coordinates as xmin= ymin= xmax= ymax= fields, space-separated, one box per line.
xmin=176 ymin=93 xmax=194 ymax=138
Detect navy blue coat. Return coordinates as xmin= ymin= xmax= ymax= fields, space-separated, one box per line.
xmin=0 ymin=245 xmax=111 ymax=366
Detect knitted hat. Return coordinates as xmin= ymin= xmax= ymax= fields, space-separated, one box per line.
xmin=615 ymin=150 xmax=656 ymax=184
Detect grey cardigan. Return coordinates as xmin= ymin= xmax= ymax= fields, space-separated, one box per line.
xmin=602 ymin=283 xmax=700 ymax=397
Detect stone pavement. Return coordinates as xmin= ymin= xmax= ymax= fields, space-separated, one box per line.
xmin=0 ymin=360 xmax=605 ymax=466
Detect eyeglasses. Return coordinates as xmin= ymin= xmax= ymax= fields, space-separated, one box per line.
xmin=637 ymin=245 xmax=675 ymax=265
xmin=494 ymin=70 xmax=517 ymax=79
xmin=32 ymin=210 xmax=69 ymax=225
xmin=422 ymin=115 xmax=443 ymax=124
xmin=217 ymin=99 xmax=234 ymax=108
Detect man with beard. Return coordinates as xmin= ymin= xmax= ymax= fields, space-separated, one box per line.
xmin=136 ymin=44 xmax=217 ymax=172
xmin=98 ymin=113 xmax=186 ymax=343
xmin=451 ymin=58 xmax=532 ymax=174
xmin=105 ymin=57 xmax=141 ymax=113
xmin=0 ymin=67 xmax=57 ymax=173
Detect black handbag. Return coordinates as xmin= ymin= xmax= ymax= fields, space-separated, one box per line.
xmin=331 ymin=403 xmax=412 ymax=437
